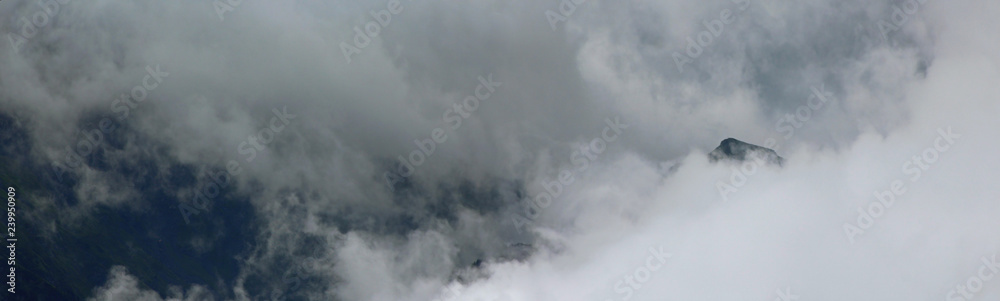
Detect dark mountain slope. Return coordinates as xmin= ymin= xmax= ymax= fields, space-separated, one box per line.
xmin=708 ymin=138 xmax=784 ymax=166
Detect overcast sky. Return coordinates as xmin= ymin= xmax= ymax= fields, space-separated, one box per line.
xmin=2 ymin=0 xmax=999 ymax=300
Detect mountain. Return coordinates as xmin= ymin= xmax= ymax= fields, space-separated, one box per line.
xmin=708 ymin=138 xmax=784 ymax=166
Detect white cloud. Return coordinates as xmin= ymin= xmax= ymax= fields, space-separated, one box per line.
xmin=0 ymin=0 xmax=996 ymax=300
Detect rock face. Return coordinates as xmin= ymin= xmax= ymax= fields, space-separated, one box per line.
xmin=708 ymin=138 xmax=784 ymax=166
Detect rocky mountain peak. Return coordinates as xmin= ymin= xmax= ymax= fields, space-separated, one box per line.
xmin=708 ymin=138 xmax=784 ymax=166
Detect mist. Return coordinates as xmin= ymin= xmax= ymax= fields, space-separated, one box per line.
xmin=1 ymin=0 xmax=997 ymax=300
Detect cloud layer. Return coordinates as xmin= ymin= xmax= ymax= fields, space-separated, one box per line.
xmin=1 ymin=0 xmax=998 ymax=300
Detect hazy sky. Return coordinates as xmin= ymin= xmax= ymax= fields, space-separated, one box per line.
xmin=1 ymin=0 xmax=998 ymax=300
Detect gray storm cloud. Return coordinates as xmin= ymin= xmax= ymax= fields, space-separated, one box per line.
xmin=1 ymin=0 xmax=996 ymax=300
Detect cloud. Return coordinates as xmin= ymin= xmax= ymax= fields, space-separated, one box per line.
xmin=88 ymin=266 xmax=213 ymax=301
xmin=0 ymin=0 xmax=996 ymax=300
xmin=439 ymin=61 xmax=1000 ymax=298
